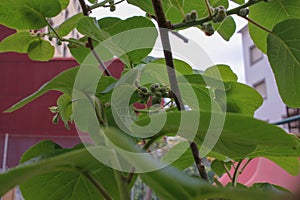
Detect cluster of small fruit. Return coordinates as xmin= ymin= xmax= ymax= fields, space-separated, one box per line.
xmin=137 ymin=83 xmax=169 ymax=105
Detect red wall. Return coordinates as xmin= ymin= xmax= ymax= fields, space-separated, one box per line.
xmin=0 ymin=25 xmax=124 ymax=167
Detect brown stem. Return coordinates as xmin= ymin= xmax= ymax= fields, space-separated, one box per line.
xmin=151 ymin=0 xmax=184 ymax=110
xmin=243 ymin=16 xmax=272 ymax=33
xmin=190 ymin=142 xmax=209 ymax=181
xmin=151 ymin=0 xmax=208 ymax=181
xmin=205 ymin=0 xmax=212 ymax=17
xmin=78 ymin=0 xmax=111 ymax=76
xmin=222 ymin=161 xmax=233 ymax=181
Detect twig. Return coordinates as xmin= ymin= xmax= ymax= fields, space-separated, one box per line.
xmin=222 ymin=161 xmax=233 ymax=181
xmin=151 ymin=0 xmax=208 ymax=181
xmin=103 ymin=0 xmax=125 ymax=7
xmin=172 ymin=0 xmax=265 ymax=30
xmin=205 ymin=0 xmax=212 ymax=18
xmin=232 ymin=160 xmax=243 ymax=187
xmin=240 ymin=158 xmax=252 ymax=173
xmin=151 ymin=0 xmax=184 ymax=110
xmin=170 ymin=31 xmax=189 ymax=43
xmin=78 ymin=0 xmax=112 ymax=76
xmin=242 ymin=16 xmax=272 ymax=33
xmin=45 ymin=20 xmax=86 ymax=46
xmin=190 ymin=142 xmax=209 ymax=181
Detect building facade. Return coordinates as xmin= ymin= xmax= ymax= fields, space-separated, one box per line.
xmin=239 ymin=26 xmax=300 ymax=134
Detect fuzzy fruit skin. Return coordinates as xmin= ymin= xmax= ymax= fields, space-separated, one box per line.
xmin=202 ymin=22 xmax=215 ymax=36
xmin=190 ymin=10 xmax=198 ymax=21
xmin=238 ymin=8 xmax=249 ymax=17
xmin=56 ymin=40 xmax=62 ymax=46
xmin=212 ymin=6 xmax=227 ymax=23
xmin=110 ymin=5 xmax=116 ymax=12
xmin=152 ymin=96 xmax=161 ymax=105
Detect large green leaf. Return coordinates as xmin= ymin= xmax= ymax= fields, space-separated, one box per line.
xmin=0 ymin=0 xmax=63 ymax=30
xmin=5 ymin=67 xmax=79 ymax=113
xmin=0 ymin=31 xmax=38 ymax=53
xmin=78 ymin=16 xmax=157 ymax=65
xmin=267 ymin=19 xmax=300 ymax=107
xmin=127 ymin=0 xmax=228 ymax=24
xmin=204 ymin=64 xmax=238 ymax=82
xmin=215 ymin=16 xmax=236 ymax=41
xmin=101 ymin=16 xmax=158 ymax=64
xmin=77 ymin=17 xmax=109 ymax=42
xmin=5 ymin=67 xmax=116 ymax=113
xmin=27 ymin=40 xmax=55 ymax=61
xmin=218 ymin=82 xmax=263 ymax=116
xmin=134 ymin=111 xmax=300 ymax=159
xmin=249 ymin=0 xmax=300 ymax=53
xmin=59 ymin=0 xmax=70 ymax=10
xmin=55 ymin=13 xmax=84 ymax=37
xmin=103 ymin=128 xmax=276 ymax=200
xmin=0 ymin=140 xmax=119 ymax=199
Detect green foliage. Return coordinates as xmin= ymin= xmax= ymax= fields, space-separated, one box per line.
xmin=0 ymin=140 xmax=119 ymax=199
xmin=27 ymin=40 xmax=55 ymax=61
xmin=1 ymin=0 xmax=300 ymax=199
xmin=249 ymin=0 xmax=300 ymax=53
xmin=215 ymin=16 xmax=237 ymax=41
xmin=0 ymin=31 xmax=39 ymax=53
xmin=267 ymin=19 xmax=300 ymax=107
xmin=54 ymin=13 xmax=84 ymax=37
xmin=0 ymin=0 xmax=65 ymax=30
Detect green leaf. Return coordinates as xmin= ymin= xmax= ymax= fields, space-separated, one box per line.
xmin=0 ymin=141 xmax=119 ymax=199
xmin=215 ymin=16 xmax=236 ymax=41
xmin=102 ymin=16 xmax=158 ymax=64
xmin=139 ymin=58 xmax=193 ymax=86
xmin=211 ymin=159 xmax=231 ymax=176
xmin=249 ymin=0 xmax=300 ymax=53
xmin=0 ymin=31 xmax=38 ymax=53
xmin=98 ymin=17 xmax=122 ymax=31
xmin=5 ymin=67 xmax=79 ymax=112
xmin=127 ymin=0 xmax=228 ymax=24
xmin=161 ymin=141 xmax=194 ymax=170
xmin=0 ymin=0 xmax=63 ymax=30
xmin=55 ymin=13 xmax=84 ymax=37
xmin=134 ymin=111 xmax=300 ymax=159
xmin=141 ymin=165 xmax=273 ymax=200
xmin=217 ymin=82 xmax=263 ymax=116
xmin=230 ymin=0 xmax=244 ymax=4
xmin=5 ymin=66 xmax=116 ymax=113
xmin=267 ymin=19 xmax=300 ymax=107
xmin=77 ymin=16 xmax=109 ymax=42
xmin=59 ymin=0 xmax=69 ymax=9
xmin=27 ymin=40 xmax=55 ymax=61
xmin=250 ymin=183 xmax=291 ymax=194
xmin=57 ymin=94 xmax=73 ymax=128
xmin=264 ymin=156 xmax=300 ymax=176
xmin=181 ymin=84 xmax=214 ymax=111
xmin=102 ymin=128 xmax=275 ymax=200
xmin=204 ymin=64 xmax=238 ymax=82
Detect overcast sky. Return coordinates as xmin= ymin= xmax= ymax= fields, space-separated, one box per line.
xmin=91 ymin=2 xmax=247 ymax=82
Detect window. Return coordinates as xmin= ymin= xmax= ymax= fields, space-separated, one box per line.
xmin=249 ymin=45 xmax=263 ymax=65
xmin=253 ymin=80 xmax=267 ymax=99
xmin=285 ymin=107 xmax=300 ymax=134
